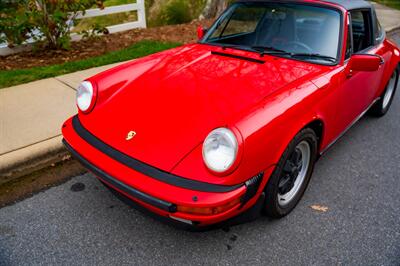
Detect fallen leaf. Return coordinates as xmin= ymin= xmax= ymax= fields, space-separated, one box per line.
xmin=62 ymin=155 xmax=71 ymax=161
xmin=310 ymin=205 xmax=329 ymax=212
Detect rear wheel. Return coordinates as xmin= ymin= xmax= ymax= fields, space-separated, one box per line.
xmin=368 ymin=68 xmax=399 ymax=117
xmin=264 ymin=128 xmax=318 ymax=218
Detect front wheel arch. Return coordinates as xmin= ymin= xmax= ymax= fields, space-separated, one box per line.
xmin=276 ymin=118 xmax=324 ymax=162
xmin=303 ymin=119 xmax=324 ymax=153
xmin=263 ymin=128 xmax=319 ymax=218
xmin=260 ymin=119 xmax=323 ymax=198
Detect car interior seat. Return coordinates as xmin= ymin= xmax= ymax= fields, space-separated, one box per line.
xmin=254 ymin=9 xmax=296 ymax=48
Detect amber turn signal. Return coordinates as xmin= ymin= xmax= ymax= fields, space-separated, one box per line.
xmin=177 ymin=198 xmax=241 ymax=216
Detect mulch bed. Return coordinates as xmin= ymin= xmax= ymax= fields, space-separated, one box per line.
xmin=0 ymin=20 xmax=213 ymax=71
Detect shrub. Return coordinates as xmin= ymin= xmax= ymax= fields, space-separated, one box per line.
xmin=0 ymin=1 xmax=34 ymax=47
xmin=27 ymin=0 xmax=105 ymax=49
xmin=0 ymin=0 xmax=106 ymax=50
xmin=147 ymin=0 xmax=217 ymax=27
xmin=157 ymin=0 xmax=192 ymax=26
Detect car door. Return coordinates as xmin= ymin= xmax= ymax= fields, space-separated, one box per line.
xmin=335 ymin=10 xmax=385 ymax=134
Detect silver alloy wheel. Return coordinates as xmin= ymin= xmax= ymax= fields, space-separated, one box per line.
xmin=382 ymin=72 xmax=397 ymax=109
xmin=278 ymin=141 xmax=311 ymax=207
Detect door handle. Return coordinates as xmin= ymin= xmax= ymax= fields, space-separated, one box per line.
xmin=379 ymin=56 xmax=385 ymax=65
xmin=346 ymin=69 xmax=353 ymax=78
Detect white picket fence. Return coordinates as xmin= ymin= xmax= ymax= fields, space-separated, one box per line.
xmin=0 ymin=0 xmax=146 ymax=56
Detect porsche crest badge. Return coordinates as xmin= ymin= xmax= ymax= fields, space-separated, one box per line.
xmin=126 ymin=131 xmax=136 ymax=141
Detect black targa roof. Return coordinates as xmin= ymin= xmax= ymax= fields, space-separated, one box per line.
xmin=235 ymin=0 xmax=373 ymax=10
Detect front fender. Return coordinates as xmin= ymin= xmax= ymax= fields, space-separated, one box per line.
xmin=172 ymin=80 xmax=325 ymax=187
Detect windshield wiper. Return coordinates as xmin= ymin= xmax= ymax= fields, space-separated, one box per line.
xmin=250 ymin=47 xmax=337 ymax=63
xmin=289 ymin=53 xmax=337 ymax=63
xmin=211 ymin=44 xmax=336 ymax=63
xmin=250 ymin=46 xmax=291 ymax=56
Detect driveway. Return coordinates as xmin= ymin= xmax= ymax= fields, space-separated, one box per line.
xmin=1 ymin=40 xmax=400 ymax=266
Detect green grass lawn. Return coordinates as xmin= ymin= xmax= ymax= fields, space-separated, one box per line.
xmin=374 ymin=0 xmax=400 ymax=10
xmin=0 ymin=40 xmax=180 ymax=89
xmin=103 ymin=0 xmax=135 ymax=7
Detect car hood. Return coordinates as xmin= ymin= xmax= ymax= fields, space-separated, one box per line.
xmin=80 ymin=44 xmax=322 ymax=173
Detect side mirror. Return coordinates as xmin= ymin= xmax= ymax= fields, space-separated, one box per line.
xmin=197 ymin=26 xmax=207 ymax=40
xmin=346 ymin=54 xmax=382 ymax=77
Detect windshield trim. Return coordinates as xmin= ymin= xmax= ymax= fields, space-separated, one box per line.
xmin=199 ymin=1 xmax=344 ymax=66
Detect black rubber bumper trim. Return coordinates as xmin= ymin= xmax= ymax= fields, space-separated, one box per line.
xmin=70 ymin=115 xmax=243 ymax=193
xmin=63 ymin=139 xmax=177 ymax=213
xmin=241 ymin=172 xmax=264 ymax=206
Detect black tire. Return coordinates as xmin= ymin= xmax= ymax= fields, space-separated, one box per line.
xmin=368 ymin=68 xmax=399 ymax=117
xmin=264 ymin=128 xmax=318 ymax=218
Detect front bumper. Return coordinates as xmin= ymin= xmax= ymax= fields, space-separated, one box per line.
xmin=62 ymin=115 xmax=270 ymax=227
xmin=64 ymin=140 xmax=177 ymax=213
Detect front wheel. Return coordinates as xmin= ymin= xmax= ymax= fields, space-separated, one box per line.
xmin=368 ymin=68 xmax=399 ymax=117
xmin=264 ymin=128 xmax=318 ymax=218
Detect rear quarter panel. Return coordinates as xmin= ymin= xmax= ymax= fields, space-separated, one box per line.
xmin=373 ymin=39 xmax=400 ymax=98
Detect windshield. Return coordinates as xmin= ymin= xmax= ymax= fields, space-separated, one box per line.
xmin=203 ymin=2 xmax=342 ymax=64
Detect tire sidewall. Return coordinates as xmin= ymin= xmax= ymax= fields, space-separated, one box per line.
xmin=264 ymin=128 xmax=318 ymax=218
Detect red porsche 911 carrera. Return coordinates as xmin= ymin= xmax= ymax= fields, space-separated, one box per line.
xmin=62 ymin=0 xmax=400 ymax=229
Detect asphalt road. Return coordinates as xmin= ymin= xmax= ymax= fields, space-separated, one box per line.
xmin=2 ymin=42 xmax=400 ymax=266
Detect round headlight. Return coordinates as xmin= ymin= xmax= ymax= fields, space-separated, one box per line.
xmin=202 ymin=128 xmax=238 ymax=174
xmin=76 ymin=81 xmax=95 ymax=113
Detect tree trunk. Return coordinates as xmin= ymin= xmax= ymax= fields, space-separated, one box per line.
xmin=199 ymin=0 xmax=228 ymax=20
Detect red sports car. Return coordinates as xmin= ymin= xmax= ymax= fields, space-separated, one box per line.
xmin=62 ymin=0 xmax=400 ymax=229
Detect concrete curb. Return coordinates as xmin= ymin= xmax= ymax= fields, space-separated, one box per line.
xmin=388 ymin=27 xmax=400 ymax=37
xmin=0 ymin=136 xmax=69 ymax=184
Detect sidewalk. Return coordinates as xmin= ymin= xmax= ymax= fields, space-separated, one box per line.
xmin=1 ymin=3 xmax=400 ymax=182
xmin=372 ymin=2 xmax=400 ymax=33
xmin=0 ymin=62 xmax=123 ymax=182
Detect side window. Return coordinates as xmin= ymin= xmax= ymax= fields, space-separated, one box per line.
xmin=374 ymin=12 xmax=384 ymax=43
xmin=350 ymin=10 xmax=373 ymax=53
xmin=345 ymin=15 xmax=352 ymax=59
